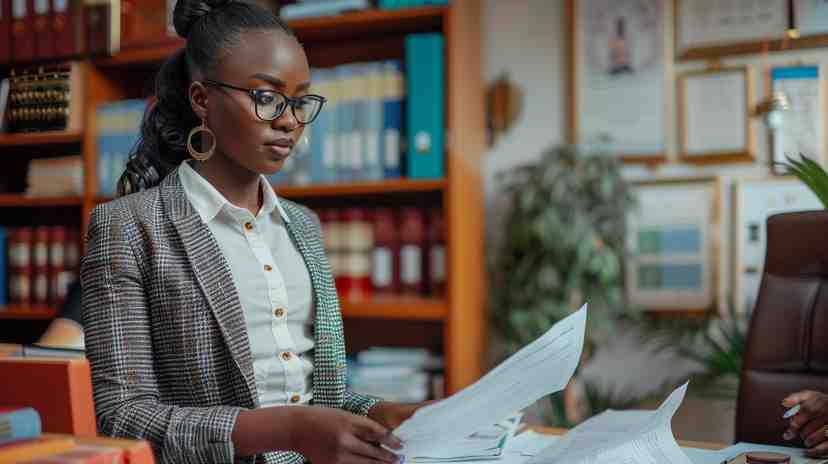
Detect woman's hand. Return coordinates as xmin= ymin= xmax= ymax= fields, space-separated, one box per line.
xmin=292 ymin=406 xmax=402 ymax=464
xmin=368 ymin=401 xmax=433 ymax=431
xmin=782 ymin=390 xmax=828 ymax=457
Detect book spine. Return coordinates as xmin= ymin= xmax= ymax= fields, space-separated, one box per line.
xmin=0 ymin=407 xmax=41 ymax=445
xmin=11 ymin=0 xmax=35 ymax=62
xmin=0 ymin=1 xmax=12 ymax=62
xmin=382 ymin=60 xmax=403 ymax=179
xmin=53 ymin=0 xmax=84 ymax=59
xmin=405 ymin=33 xmax=444 ymax=180
xmin=32 ymin=226 xmax=49 ymax=306
xmin=33 ymin=0 xmax=53 ymax=59
xmin=0 ymin=228 xmax=6 ymax=306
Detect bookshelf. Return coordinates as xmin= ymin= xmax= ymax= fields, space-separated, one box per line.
xmin=0 ymin=2 xmax=485 ymax=395
xmin=0 ymin=306 xmax=59 ymax=320
xmin=0 ymin=131 xmax=83 ymax=147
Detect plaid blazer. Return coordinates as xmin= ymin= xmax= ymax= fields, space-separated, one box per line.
xmin=81 ymin=169 xmax=378 ymax=464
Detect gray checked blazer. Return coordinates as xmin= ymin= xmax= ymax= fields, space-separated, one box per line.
xmin=80 ymin=168 xmax=378 ymax=464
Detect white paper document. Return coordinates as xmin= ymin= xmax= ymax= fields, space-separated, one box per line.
xmin=528 ymin=383 xmax=691 ymax=464
xmin=408 ymin=414 xmax=523 ymax=462
xmin=394 ymin=305 xmax=588 ymax=460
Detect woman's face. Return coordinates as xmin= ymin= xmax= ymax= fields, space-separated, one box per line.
xmin=194 ymin=30 xmax=311 ymax=176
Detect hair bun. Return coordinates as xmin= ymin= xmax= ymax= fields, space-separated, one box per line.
xmin=172 ymin=0 xmax=234 ymax=39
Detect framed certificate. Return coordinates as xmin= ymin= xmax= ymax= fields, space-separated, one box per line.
xmin=733 ymin=177 xmax=823 ymax=314
xmin=677 ymin=66 xmax=755 ymax=164
xmin=794 ymin=0 xmax=828 ymax=36
xmin=675 ymin=0 xmax=789 ymax=60
xmin=768 ymin=64 xmax=827 ymax=174
xmin=566 ymin=0 xmax=668 ymax=165
xmin=626 ymin=178 xmax=722 ymax=313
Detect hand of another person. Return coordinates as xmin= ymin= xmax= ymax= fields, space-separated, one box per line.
xmin=368 ymin=401 xmax=434 ymax=431
xmin=292 ymin=406 xmax=402 ymax=464
xmin=782 ymin=390 xmax=828 ymax=457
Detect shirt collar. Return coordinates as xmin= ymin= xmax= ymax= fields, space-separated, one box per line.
xmin=178 ymin=161 xmax=290 ymax=224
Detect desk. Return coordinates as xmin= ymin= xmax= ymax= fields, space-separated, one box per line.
xmin=533 ymin=426 xmax=727 ymax=450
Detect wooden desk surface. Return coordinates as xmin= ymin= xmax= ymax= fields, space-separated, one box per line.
xmin=533 ymin=426 xmax=727 ymax=451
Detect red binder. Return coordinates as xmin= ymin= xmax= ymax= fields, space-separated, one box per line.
xmin=33 ymin=0 xmax=53 ymax=59
xmin=11 ymin=0 xmax=35 ymax=62
xmin=0 ymin=1 xmax=11 ymax=63
xmin=53 ymin=0 xmax=83 ymax=58
xmin=84 ymin=0 xmax=118 ymax=55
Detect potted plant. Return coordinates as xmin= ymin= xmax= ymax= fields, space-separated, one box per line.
xmin=489 ymin=143 xmax=638 ymax=426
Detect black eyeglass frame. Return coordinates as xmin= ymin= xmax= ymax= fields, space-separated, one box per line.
xmin=201 ymin=79 xmax=327 ymax=124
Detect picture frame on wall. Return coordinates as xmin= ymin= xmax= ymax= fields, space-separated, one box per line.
xmin=732 ymin=177 xmax=823 ymax=315
xmin=675 ymin=0 xmax=789 ymax=60
xmin=677 ymin=66 xmax=755 ymax=165
xmin=566 ymin=0 xmax=668 ymax=165
xmin=625 ymin=177 xmax=722 ymax=313
xmin=768 ymin=64 xmax=827 ymax=174
xmin=794 ymin=0 xmax=828 ymax=36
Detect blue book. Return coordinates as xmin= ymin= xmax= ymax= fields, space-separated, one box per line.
xmin=0 ymin=228 xmax=6 ymax=306
xmin=382 ymin=61 xmax=404 ymax=179
xmin=280 ymin=0 xmax=370 ymax=20
xmin=318 ymin=69 xmax=339 ymax=184
xmin=363 ymin=62 xmax=385 ymax=181
xmin=405 ymin=33 xmax=445 ymax=179
xmin=335 ymin=65 xmax=356 ymax=182
xmin=95 ymin=104 xmax=115 ymax=196
xmin=0 ymin=407 xmax=41 ymax=445
xmin=350 ymin=63 xmax=368 ymax=182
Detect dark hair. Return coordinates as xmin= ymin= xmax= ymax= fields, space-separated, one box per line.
xmin=117 ymin=0 xmax=296 ymax=196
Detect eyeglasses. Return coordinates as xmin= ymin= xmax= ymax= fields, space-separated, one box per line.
xmin=201 ymin=79 xmax=326 ymax=124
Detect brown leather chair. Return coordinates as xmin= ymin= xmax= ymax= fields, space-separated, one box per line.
xmin=736 ymin=211 xmax=828 ymax=445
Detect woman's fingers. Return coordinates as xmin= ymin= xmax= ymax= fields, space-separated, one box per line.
xmin=803 ymin=421 xmax=828 ymax=448
xmin=346 ymin=434 xmax=400 ymax=463
xmin=783 ymin=391 xmax=816 ymax=408
xmin=806 ymin=440 xmax=828 ymax=458
xmin=354 ymin=416 xmax=403 ymax=450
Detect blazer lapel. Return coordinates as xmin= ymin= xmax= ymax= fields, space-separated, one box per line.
xmin=281 ymin=203 xmax=345 ymax=407
xmin=159 ymin=170 xmax=259 ymax=407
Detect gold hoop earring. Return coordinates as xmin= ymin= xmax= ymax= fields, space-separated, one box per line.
xmin=187 ymin=118 xmax=216 ymax=161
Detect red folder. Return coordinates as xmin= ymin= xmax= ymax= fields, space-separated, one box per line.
xmin=33 ymin=0 xmax=53 ymax=59
xmin=11 ymin=0 xmax=35 ymax=62
xmin=53 ymin=0 xmax=83 ymax=58
xmin=0 ymin=1 xmax=11 ymax=63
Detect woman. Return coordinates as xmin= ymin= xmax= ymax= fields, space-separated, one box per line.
xmin=81 ymin=1 xmax=422 ymax=462
xmin=783 ymin=390 xmax=828 ymax=458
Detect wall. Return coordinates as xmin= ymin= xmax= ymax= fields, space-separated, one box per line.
xmin=482 ymin=0 xmax=827 ymax=442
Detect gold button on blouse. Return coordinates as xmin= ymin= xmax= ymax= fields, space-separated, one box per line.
xmin=244 ymin=222 xmax=253 ymax=230
xmin=281 ymin=352 xmax=292 ymax=361
xmin=264 ymin=264 xmax=273 ymax=271
xmin=274 ymin=308 xmax=285 ymax=318
xmin=290 ymin=394 xmax=300 ymax=403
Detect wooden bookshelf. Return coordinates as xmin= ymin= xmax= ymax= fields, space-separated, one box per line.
xmin=277 ymin=178 xmax=446 ymax=198
xmin=0 ymin=306 xmax=59 ymax=320
xmin=0 ymin=1 xmax=485 ymax=393
xmin=0 ymin=130 xmax=84 ymax=147
xmin=290 ymin=6 xmax=445 ymax=42
xmin=341 ymin=297 xmax=447 ymax=321
xmin=94 ymin=6 xmax=446 ymax=67
xmin=0 ymin=195 xmax=83 ymax=207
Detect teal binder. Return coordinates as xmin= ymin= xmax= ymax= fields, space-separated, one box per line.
xmin=405 ymin=33 xmax=444 ymax=180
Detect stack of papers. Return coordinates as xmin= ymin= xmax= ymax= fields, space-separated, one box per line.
xmin=528 ymin=383 xmax=691 ymax=464
xmin=408 ymin=414 xmax=523 ymax=462
xmin=394 ymin=305 xmax=588 ymax=460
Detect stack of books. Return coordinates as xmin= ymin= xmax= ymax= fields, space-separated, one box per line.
xmin=279 ymin=0 xmax=372 ymax=20
xmin=271 ymin=31 xmax=446 ymax=185
xmin=25 ymin=156 xmax=84 ymax=197
xmin=0 ymin=407 xmax=153 ymax=463
xmin=347 ymin=347 xmax=444 ymax=402
xmin=95 ymin=99 xmax=147 ymax=197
